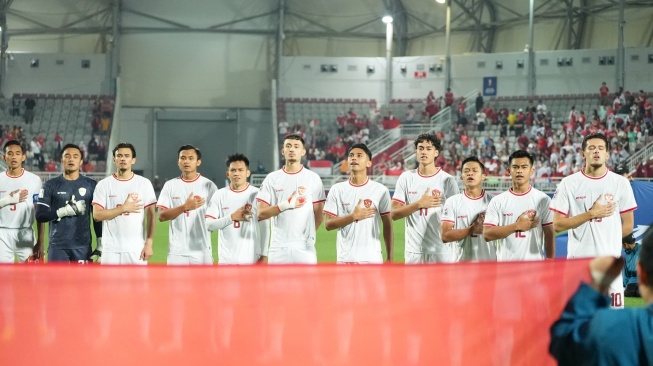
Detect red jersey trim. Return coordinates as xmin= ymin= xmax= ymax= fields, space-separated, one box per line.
xmin=156 ymin=205 xmax=169 ymax=209
xmin=581 ymin=169 xmax=608 ymax=180
xmin=380 ymin=211 xmax=390 ymax=216
xmin=508 ymin=186 xmax=532 ymax=196
xmin=312 ymin=199 xmax=326 ymax=204
xmin=441 ymin=219 xmax=455 ymax=223
xmin=180 ymin=173 xmax=201 ymax=183
xmin=144 ymin=202 xmax=157 ymax=208
xmin=549 ymin=207 xmax=568 ymax=217
xmin=5 ymin=169 xmax=25 ymax=178
xmin=619 ymin=206 xmax=637 ymax=214
xmin=391 ymin=198 xmax=405 ymax=204
xmin=256 ymin=198 xmax=271 ymax=206
xmin=323 ymin=210 xmax=337 ymax=217
xmin=229 ymin=183 xmax=250 ymax=193
xmin=483 ymin=223 xmax=497 ymax=227
xmin=417 ymin=167 xmax=441 ymax=178
xmin=205 ymin=214 xmax=217 ymax=219
xmin=282 ymin=166 xmax=304 ymax=175
xmin=542 ymin=222 xmax=553 ymax=227
xmin=349 ymin=178 xmax=369 ymax=187
xmin=464 ymin=190 xmax=485 ymax=200
xmin=92 ymin=202 xmax=105 ymax=209
xmin=112 ymin=173 xmax=135 ymax=181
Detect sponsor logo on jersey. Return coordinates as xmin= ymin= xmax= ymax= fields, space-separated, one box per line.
xmin=78 ymin=187 xmax=87 ymax=197
xmin=275 ymin=189 xmax=284 ymax=192
xmin=0 ymin=191 xmax=5 ymax=194
xmin=363 ymin=199 xmax=373 ymax=208
xmin=604 ymin=193 xmax=614 ymax=202
xmin=222 ymin=207 xmax=230 ymax=210
xmin=457 ymin=215 xmax=467 ymax=219
xmin=408 ymin=191 xmax=418 ymax=195
xmin=575 ymin=196 xmax=586 ymax=200
xmin=57 ymin=191 xmax=67 ymax=195
xmin=172 ymin=196 xmax=180 ymax=199
xmin=503 ymin=213 xmax=513 ymax=217
xmin=109 ymin=195 xmax=117 ymax=198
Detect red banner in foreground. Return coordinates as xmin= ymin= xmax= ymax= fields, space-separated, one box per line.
xmin=0 ymin=260 xmax=590 ymax=365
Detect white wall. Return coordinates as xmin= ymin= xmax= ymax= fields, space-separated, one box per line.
xmin=3 ymin=53 xmax=108 ymax=95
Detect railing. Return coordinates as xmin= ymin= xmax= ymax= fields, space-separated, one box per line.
xmin=626 ymin=138 xmax=653 ymax=173
xmin=249 ymin=174 xmax=610 ymax=194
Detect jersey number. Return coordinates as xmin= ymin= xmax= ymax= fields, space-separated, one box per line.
xmin=9 ymin=204 xmax=16 ymax=211
xmin=610 ymin=292 xmax=622 ymax=307
xmin=515 ymin=230 xmax=527 ymax=238
xmin=233 ymin=221 xmax=241 ymax=228
xmin=419 ymin=208 xmax=428 ymax=216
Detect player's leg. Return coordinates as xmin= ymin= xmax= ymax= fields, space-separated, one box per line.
xmin=0 ymin=231 xmax=17 ymax=263
xmin=290 ymin=247 xmax=317 ymax=264
xmin=404 ymin=251 xmax=423 ymax=264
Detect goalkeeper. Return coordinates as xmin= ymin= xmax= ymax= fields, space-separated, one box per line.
xmin=36 ymin=144 xmax=102 ymax=262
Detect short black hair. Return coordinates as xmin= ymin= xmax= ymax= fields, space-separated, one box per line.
xmin=639 ymin=225 xmax=653 ymax=286
xmin=178 ymin=144 xmax=201 ymax=160
xmin=461 ymin=156 xmax=485 ymax=173
xmin=414 ymin=133 xmax=442 ymax=151
xmin=283 ymin=133 xmax=305 ymax=147
xmin=581 ymin=132 xmax=609 ymax=151
xmin=112 ymin=142 xmax=136 ymax=158
xmin=226 ymin=153 xmax=250 ymax=167
xmin=61 ymin=143 xmax=84 ymax=160
xmin=3 ymin=139 xmax=23 ymax=154
xmin=508 ymin=150 xmax=534 ymax=166
xmin=347 ymin=143 xmax=372 ymax=160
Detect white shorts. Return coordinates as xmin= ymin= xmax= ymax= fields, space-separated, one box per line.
xmin=0 ymin=228 xmax=34 ymax=263
xmin=167 ymin=250 xmax=213 ymax=265
xmin=405 ymin=251 xmax=450 ymax=264
xmin=101 ymin=252 xmax=147 ymax=265
xmin=267 ymin=247 xmax=317 ymax=264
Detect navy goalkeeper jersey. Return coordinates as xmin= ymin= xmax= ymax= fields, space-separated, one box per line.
xmin=36 ymin=175 xmax=98 ymax=249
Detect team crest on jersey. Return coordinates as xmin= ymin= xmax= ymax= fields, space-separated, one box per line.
xmin=244 ymin=203 xmax=252 ymax=211
xmin=130 ymin=192 xmax=139 ymax=201
xmin=432 ymin=189 xmax=441 ymax=197
xmin=78 ymin=187 xmax=87 ymax=197
xmin=604 ymin=193 xmax=614 ymax=202
xmin=478 ymin=211 xmax=486 ymax=221
xmin=297 ymin=186 xmax=306 ymax=196
xmin=363 ymin=199 xmax=373 ymax=208
xmin=526 ymin=209 xmax=536 ymax=218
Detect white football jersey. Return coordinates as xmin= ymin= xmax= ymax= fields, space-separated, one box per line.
xmin=441 ymin=190 xmax=496 ymax=261
xmin=157 ymin=174 xmax=217 ymax=255
xmin=0 ymin=169 xmax=42 ymax=229
xmin=256 ymin=166 xmax=326 ymax=248
xmin=206 ymin=184 xmax=269 ymax=264
xmin=549 ymin=170 xmax=637 ymax=258
xmin=92 ymin=173 xmax=157 ymax=253
xmin=484 ymin=186 xmax=553 ymax=261
xmin=392 ymin=168 xmax=460 ymax=254
xmin=324 ymin=178 xmax=391 ymax=263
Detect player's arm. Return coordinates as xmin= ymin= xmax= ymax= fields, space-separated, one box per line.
xmin=620 ymin=211 xmax=634 ymax=239
xmin=381 ymin=214 xmax=394 ymax=262
xmin=543 ymin=224 xmax=555 ymax=259
xmin=0 ymin=189 xmax=27 ymax=208
xmin=441 ymin=221 xmax=474 ymax=243
xmin=551 ymin=196 xmax=616 ymax=232
xmin=34 ymin=217 xmax=45 ymax=259
xmin=483 ymin=212 xmax=536 ymax=241
xmin=313 ymin=201 xmax=324 ymax=230
xmin=324 ymin=199 xmax=376 ymax=231
xmin=140 ymin=205 xmax=156 ymax=261
xmin=93 ymin=195 xmax=143 ymax=221
xmin=91 ymin=212 xmax=103 ymax=259
xmin=158 ymin=192 xmax=205 ymax=222
xmin=257 ymin=195 xmax=305 ymax=220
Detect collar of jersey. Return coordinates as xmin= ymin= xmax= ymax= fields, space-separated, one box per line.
xmin=417 ymin=167 xmax=440 ymax=178
xmin=112 ymin=172 xmax=135 ymax=181
xmin=464 ymin=189 xmax=485 ymax=200
xmin=581 ymin=169 xmax=608 ymax=180
xmin=282 ymin=165 xmax=304 ymax=175
xmin=229 ymin=183 xmax=250 ymax=193
xmin=509 ymin=185 xmax=532 ymax=196
xmin=348 ymin=178 xmax=369 ymax=187
xmin=180 ymin=173 xmax=201 ymax=183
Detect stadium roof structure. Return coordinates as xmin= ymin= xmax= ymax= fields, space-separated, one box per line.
xmin=0 ymin=0 xmax=651 ymax=55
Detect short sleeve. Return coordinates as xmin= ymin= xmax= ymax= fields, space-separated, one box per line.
xmin=549 ymin=179 xmax=570 ymax=216
xmin=379 ymin=187 xmax=391 ymax=215
xmin=156 ymin=181 xmax=172 ymax=209
xmin=206 ymin=181 xmax=218 ymax=204
xmin=37 ymin=180 xmax=53 ymax=207
xmin=444 ymin=176 xmax=460 ymax=199
xmin=205 ymin=190 xmax=223 ymax=219
xmin=392 ymin=173 xmax=407 ymax=204
xmin=256 ymin=176 xmax=273 ymax=206
xmin=441 ymin=196 xmax=456 ymax=223
xmin=323 ymin=186 xmax=339 ymax=217
xmin=618 ymin=179 xmax=637 ymax=214
xmin=312 ymin=173 xmax=326 ymax=203
xmin=92 ymin=179 xmax=107 ymax=209
xmin=540 ymin=195 xmax=554 ymax=226
xmin=484 ymin=197 xmax=500 ymax=226
xmin=143 ymin=179 xmax=157 ymax=208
